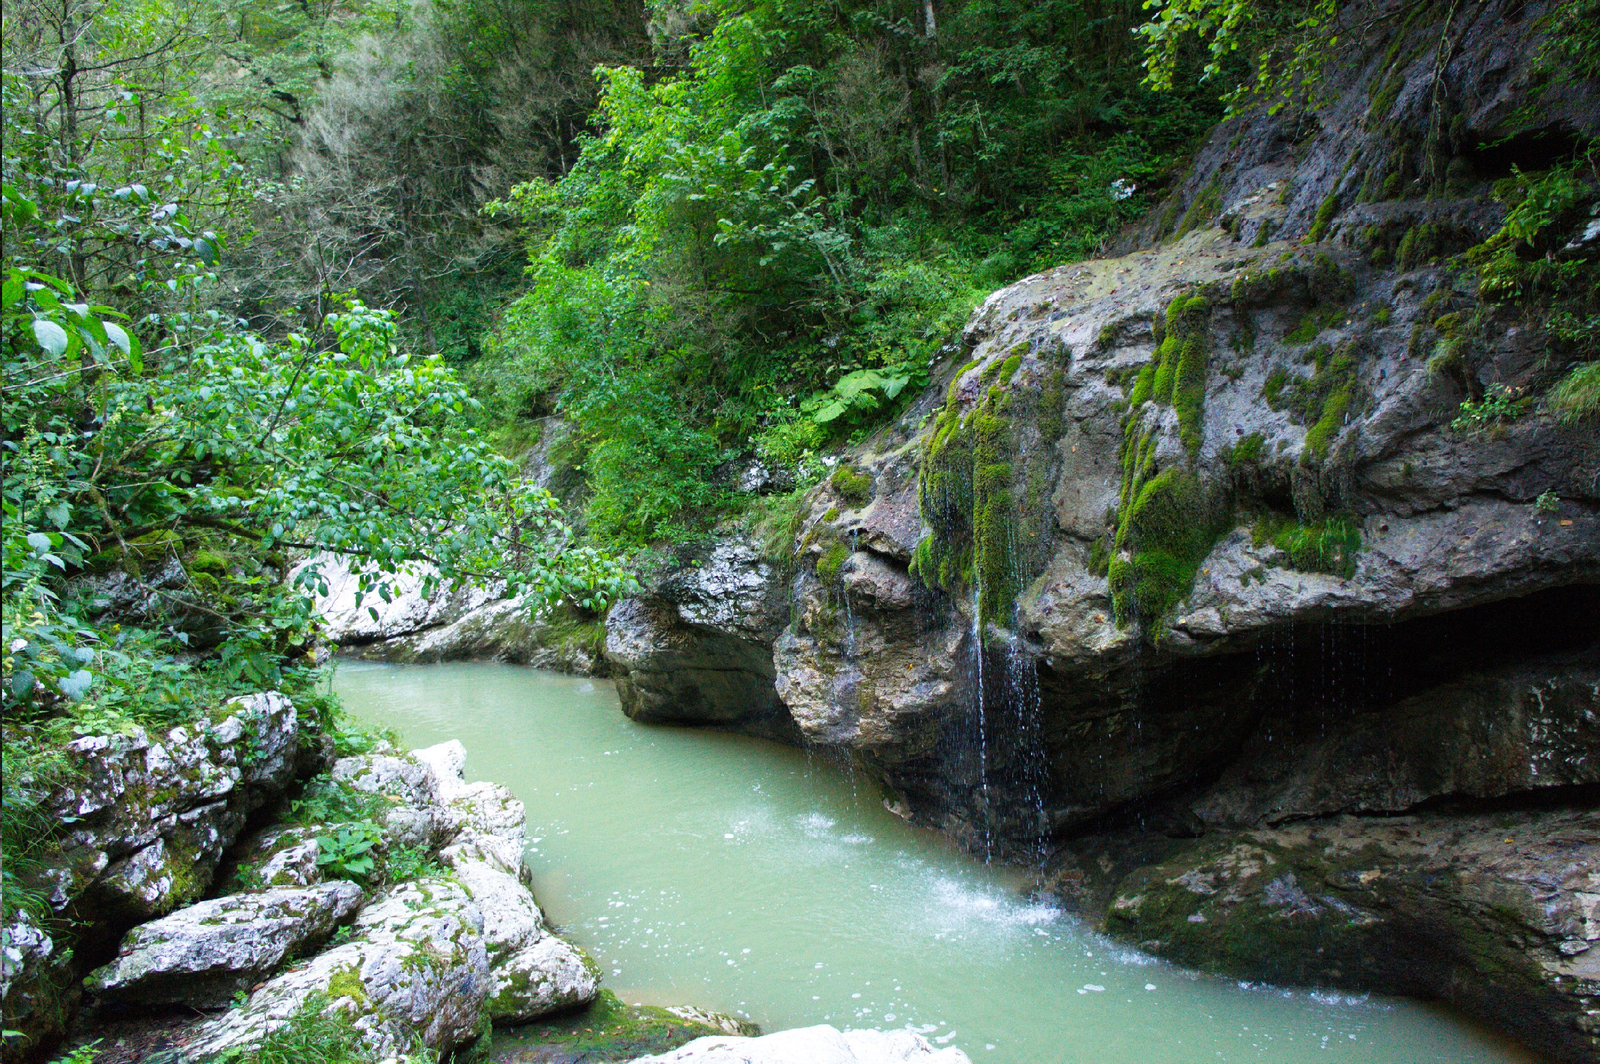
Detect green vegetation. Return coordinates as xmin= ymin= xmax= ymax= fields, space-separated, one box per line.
xmin=493 ymin=989 xmax=753 ymax=1062
xmin=473 ymin=0 xmax=1221 ymax=546
xmin=1226 ymin=432 xmax=1266 ymax=468
xmin=212 ymin=993 xmax=427 ymax=1064
xmin=830 ymin=466 xmax=875 ymax=509
xmin=1465 ymin=160 xmax=1599 ymax=420
xmin=1253 ymin=514 xmax=1361 ymax=577
xmin=1451 ymin=386 xmax=1532 ymax=432
xmin=1104 ymin=293 xmax=1225 ymax=631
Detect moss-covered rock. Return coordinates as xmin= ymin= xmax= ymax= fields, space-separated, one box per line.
xmin=489 ymin=989 xmax=757 ymax=1062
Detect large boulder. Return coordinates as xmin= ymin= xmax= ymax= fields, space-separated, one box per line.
xmin=300 ymin=553 xmax=607 ymax=675
xmin=330 ymin=749 xmax=454 ymax=850
xmin=184 ymin=877 xmax=492 ymax=1059
xmin=346 ymin=597 xmax=608 ymax=674
xmin=626 ymin=1025 xmax=973 ymax=1064
xmin=44 ymin=692 xmax=309 ymax=925
xmin=86 ymin=881 xmax=364 ymax=1007
xmin=605 ymin=536 xmax=795 ymax=736
xmin=412 ymin=741 xmax=599 ymax=1021
xmin=765 ymin=0 xmax=1600 ymax=848
xmin=0 ymin=692 xmax=319 ymax=1059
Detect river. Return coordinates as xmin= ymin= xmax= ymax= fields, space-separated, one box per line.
xmin=334 ymin=660 xmax=1535 ymax=1064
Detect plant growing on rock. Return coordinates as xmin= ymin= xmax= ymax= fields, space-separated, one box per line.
xmin=1451 ymin=385 xmax=1531 ymax=431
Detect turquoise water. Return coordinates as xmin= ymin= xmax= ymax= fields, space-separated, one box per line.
xmin=333 ymin=660 xmax=1534 ymax=1064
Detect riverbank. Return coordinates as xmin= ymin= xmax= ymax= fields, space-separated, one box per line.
xmin=4 ymin=682 xmax=976 ymax=1064
xmin=337 ymin=661 xmax=1539 ymax=1064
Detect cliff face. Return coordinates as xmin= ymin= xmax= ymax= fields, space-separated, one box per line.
xmin=603 ymin=0 xmax=1600 ymax=1057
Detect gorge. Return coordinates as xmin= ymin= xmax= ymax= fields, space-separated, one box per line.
xmin=3 ymin=0 xmax=1597 ymax=1061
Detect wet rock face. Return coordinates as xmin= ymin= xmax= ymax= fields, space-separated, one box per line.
xmin=605 ymin=536 xmax=794 ymax=736
xmin=1050 ymin=810 xmax=1600 ymax=1064
xmin=760 ymin=0 xmax=1600 ymax=847
xmin=1193 ymin=654 xmax=1600 ymax=826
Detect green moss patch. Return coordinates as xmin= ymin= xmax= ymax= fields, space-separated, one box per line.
xmin=913 ymin=351 xmax=1059 ymax=627
xmin=829 ymin=465 xmax=873 ymax=508
xmin=1306 ymin=191 xmax=1339 ymax=242
xmin=1109 ymin=469 xmax=1220 ymax=627
xmin=1252 ymin=513 xmax=1361 ymax=577
xmin=1103 ymin=294 xmax=1227 ymax=632
xmin=816 ymin=542 xmax=851 ymax=585
xmin=489 ymin=990 xmax=754 ymax=1063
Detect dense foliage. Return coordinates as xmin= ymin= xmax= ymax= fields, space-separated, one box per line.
xmin=0 ymin=0 xmax=634 ymax=951
xmin=478 ymin=0 xmax=1222 ymax=543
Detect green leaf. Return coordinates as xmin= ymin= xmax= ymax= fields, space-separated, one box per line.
xmin=102 ymin=321 xmax=132 ymax=356
xmin=59 ymin=670 xmax=93 ymax=699
xmin=33 ymin=318 xmax=69 ymax=356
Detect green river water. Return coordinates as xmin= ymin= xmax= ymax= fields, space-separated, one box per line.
xmin=334 ymin=660 xmax=1535 ymax=1064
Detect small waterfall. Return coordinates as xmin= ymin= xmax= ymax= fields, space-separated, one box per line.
xmin=971 ymin=586 xmax=992 ymax=862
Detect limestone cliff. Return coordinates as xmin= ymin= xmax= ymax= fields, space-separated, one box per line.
xmin=602 ymin=1 xmax=1600 ymax=1058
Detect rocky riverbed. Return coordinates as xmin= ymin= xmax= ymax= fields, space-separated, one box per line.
xmin=0 ymin=690 xmax=970 ymax=1064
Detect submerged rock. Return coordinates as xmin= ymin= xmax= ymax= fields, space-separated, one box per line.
xmin=626 ymin=1024 xmax=973 ymax=1064
xmin=86 ymin=881 xmax=364 ymax=1007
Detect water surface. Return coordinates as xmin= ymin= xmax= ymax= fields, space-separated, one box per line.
xmin=334 ymin=660 xmax=1534 ymax=1064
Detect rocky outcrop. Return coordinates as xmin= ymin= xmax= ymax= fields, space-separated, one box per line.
xmin=299 ymin=553 xmax=607 ymax=674
xmin=0 ymin=692 xmax=321 ymax=1059
xmin=627 ymin=1024 xmax=973 ymax=1064
xmin=183 ymin=739 xmax=598 ymax=1060
xmin=185 ymin=875 xmax=494 ymax=1059
xmin=588 ymin=2 xmax=1599 ymax=1058
xmin=1047 ymin=810 xmax=1599 ymax=1064
xmin=345 ymin=596 xmax=608 ymax=674
xmin=85 ymin=881 xmax=364 ymax=1007
xmin=605 ymin=536 xmax=796 ymax=737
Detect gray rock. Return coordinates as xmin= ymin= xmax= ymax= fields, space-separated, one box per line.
xmin=412 ymin=742 xmax=599 ymax=1021
xmin=295 ymin=554 xmax=498 ymax=645
xmin=47 ymin=692 xmax=304 ymax=923
xmin=185 ymin=877 xmax=492 ymax=1059
xmin=346 ymin=597 xmax=607 ymax=675
xmin=605 ymin=536 xmax=792 ymax=733
xmin=331 ymin=751 xmax=451 ymax=850
xmin=0 ymin=693 xmax=311 ymax=1055
xmin=0 ymin=910 xmax=75 ymax=1057
xmin=625 ymin=1024 xmax=973 ymax=1063
xmin=1056 ymin=809 xmax=1600 ymax=1064
xmin=88 ymin=882 xmax=364 ymax=1006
